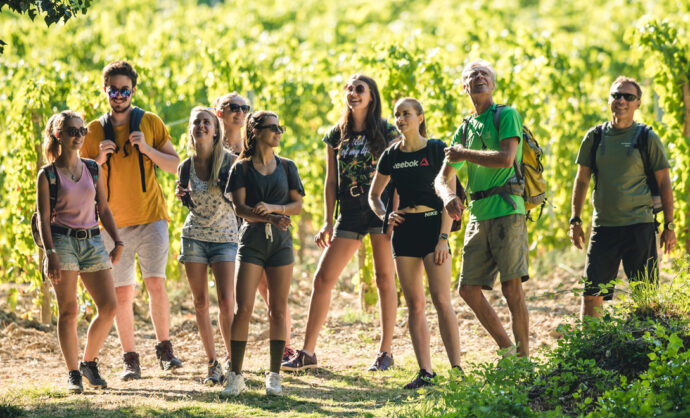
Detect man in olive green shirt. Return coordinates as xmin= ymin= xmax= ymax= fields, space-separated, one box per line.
xmin=569 ymin=76 xmax=676 ymax=319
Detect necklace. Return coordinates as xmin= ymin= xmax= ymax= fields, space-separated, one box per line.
xmin=65 ymin=161 xmax=82 ymax=181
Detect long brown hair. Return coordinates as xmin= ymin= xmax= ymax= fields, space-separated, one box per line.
xmin=338 ymin=74 xmax=388 ymax=158
xmin=238 ymin=111 xmax=278 ymax=161
xmin=43 ymin=110 xmax=83 ymax=163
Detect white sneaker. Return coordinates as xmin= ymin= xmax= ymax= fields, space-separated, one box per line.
xmin=220 ymin=371 xmax=246 ymax=397
xmin=265 ymin=371 xmax=282 ymax=396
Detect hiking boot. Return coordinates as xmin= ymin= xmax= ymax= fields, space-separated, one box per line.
xmin=367 ymin=352 xmax=394 ymax=371
xmin=79 ymin=359 xmax=107 ymax=389
xmin=280 ymin=350 xmax=317 ymax=372
xmin=220 ymin=371 xmax=246 ymax=397
xmin=403 ymin=369 xmax=436 ymax=390
xmin=155 ymin=340 xmax=182 ymax=371
xmin=67 ymin=370 xmax=83 ymax=394
xmin=282 ymin=346 xmax=296 ymax=363
xmin=120 ymin=352 xmax=141 ymax=381
xmin=203 ymin=359 xmax=224 ymax=386
xmin=265 ymin=371 xmax=282 ymax=396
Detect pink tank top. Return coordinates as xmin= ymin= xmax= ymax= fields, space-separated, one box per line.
xmin=51 ymin=162 xmax=99 ymax=229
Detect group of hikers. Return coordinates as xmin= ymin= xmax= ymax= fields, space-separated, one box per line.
xmin=34 ymin=58 xmax=676 ymax=397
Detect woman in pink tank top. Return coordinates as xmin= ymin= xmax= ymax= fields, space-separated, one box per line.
xmin=35 ymin=110 xmax=123 ymax=394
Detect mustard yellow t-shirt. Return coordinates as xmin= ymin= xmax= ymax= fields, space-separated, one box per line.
xmin=82 ymin=111 xmax=171 ymax=228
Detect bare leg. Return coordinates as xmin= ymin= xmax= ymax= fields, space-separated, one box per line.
xmin=258 ymin=272 xmax=291 ymax=347
xmin=144 ymin=276 xmax=170 ymax=342
xmin=114 ymin=284 xmax=136 ymax=352
xmin=231 ymin=262 xmax=264 ymax=342
xmin=52 ymin=271 xmax=80 ymax=370
xmin=80 ymin=270 xmax=117 ymax=361
xmin=459 ymin=284 xmax=514 ymax=351
xmin=212 ymin=261 xmax=235 ymax=359
xmin=185 ymin=262 xmax=215 ymax=361
xmin=265 ymin=264 xmax=293 ymax=341
xmin=501 ymin=278 xmax=529 ymax=357
xmin=370 ymin=233 xmax=397 ymax=354
xmin=396 ymin=257 xmax=432 ymax=372
xmin=581 ymin=295 xmax=604 ymax=320
xmin=423 ymin=254 xmax=461 ymax=367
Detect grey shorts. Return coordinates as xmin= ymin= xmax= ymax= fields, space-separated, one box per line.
xmin=46 ymin=232 xmax=112 ymax=273
xmin=179 ymin=237 xmax=238 ymax=264
xmin=460 ymin=214 xmax=529 ymax=290
xmin=237 ymin=222 xmax=294 ymax=267
xmin=102 ymin=219 xmax=169 ymax=287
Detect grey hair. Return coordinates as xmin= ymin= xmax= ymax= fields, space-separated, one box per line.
xmin=461 ymin=59 xmax=496 ymax=84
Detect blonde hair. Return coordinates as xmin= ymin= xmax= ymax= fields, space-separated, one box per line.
xmin=212 ymin=92 xmax=242 ymax=111
xmin=43 ymin=110 xmax=83 ymax=163
xmin=187 ymin=107 xmax=226 ymax=190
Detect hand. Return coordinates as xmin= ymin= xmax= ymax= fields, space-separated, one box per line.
xmin=315 ymin=222 xmax=334 ymax=249
xmin=660 ymin=229 xmax=676 ymax=255
xmin=97 ymin=140 xmax=117 ymax=165
xmin=253 ymin=202 xmax=275 ymax=216
xmin=270 ymin=214 xmax=291 ymax=231
xmin=128 ymin=131 xmax=151 ymax=155
xmin=175 ymin=180 xmax=191 ymax=201
xmin=388 ymin=211 xmax=406 ymax=227
xmin=444 ymin=145 xmax=466 ymax=163
xmin=46 ymin=253 xmax=61 ymax=283
xmin=569 ymin=224 xmax=585 ymax=250
xmin=444 ymin=196 xmax=465 ymax=221
xmin=434 ymin=239 xmax=450 ymax=265
xmin=109 ymin=243 xmax=123 ymax=264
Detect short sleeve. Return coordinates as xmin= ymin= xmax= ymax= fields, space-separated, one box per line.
xmin=647 ymin=130 xmax=670 ymax=172
xmin=384 ymin=122 xmax=400 ymax=145
xmin=498 ymin=106 xmax=522 ymax=142
xmin=575 ymin=128 xmax=596 ymax=168
xmin=287 ymin=160 xmax=306 ymax=196
xmin=82 ymin=120 xmax=105 ymax=160
xmin=145 ymin=113 xmax=171 ymax=150
xmin=322 ymin=125 xmax=340 ymax=148
xmin=445 ymin=125 xmax=465 ymax=170
xmin=227 ymin=161 xmax=246 ymax=193
xmin=376 ymin=146 xmax=393 ymax=175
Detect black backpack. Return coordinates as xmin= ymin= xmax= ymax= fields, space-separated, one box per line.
xmin=178 ymin=151 xmax=235 ymax=209
xmin=590 ymin=123 xmax=661 ymax=213
xmin=98 ymin=106 xmax=146 ymax=201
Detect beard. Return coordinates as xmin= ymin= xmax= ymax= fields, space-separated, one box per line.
xmin=111 ymin=101 xmax=132 ymax=114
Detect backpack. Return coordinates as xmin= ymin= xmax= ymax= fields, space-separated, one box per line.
xmin=30 ymin=159 xmax=100 ymax=249
xmin=459 ymin=105 xmax=547 ymax=218
xmin=590 ymin=123 xmax=661 ymax=214
xmin=99 ymin=106 xmax=146 ymax=201
xmin=178 ymin=151 xmax=235 ymax=209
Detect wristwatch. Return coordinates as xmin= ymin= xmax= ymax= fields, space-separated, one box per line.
xmin=569 ymin=216 xmax=582 ymax=226
xmin=45 ymin=248 xmax=57 ymax=255
xmin=664 ymin=221 xmax=675 ymax=231
xmin=439 ymin=233 xmax=449 ymax=240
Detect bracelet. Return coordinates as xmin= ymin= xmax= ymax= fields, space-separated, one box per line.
xmin=114 ymin=241 xmax=124 ymax=247
xmin=45 ymin=248 xmax=57 ymax=255
xmin=281 ymin=205 xmax=286 ymax=214
xmin=439 ymin=233 xmax=449 ymax=240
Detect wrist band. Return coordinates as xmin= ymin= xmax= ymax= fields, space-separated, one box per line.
xmin=114 ymin=241 xmax=124 ymax=247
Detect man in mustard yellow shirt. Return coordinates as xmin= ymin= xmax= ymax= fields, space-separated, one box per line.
xmin=82 ymin=61 xmax=181 ymax=380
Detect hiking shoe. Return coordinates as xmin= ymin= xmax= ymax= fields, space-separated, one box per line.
xmin=403 ymin=369 xmax=436 ymax=390
xmin=220 ymin=371 xmax=246 ymax=397
xmin=67 ymin=370 xmax=83 ymax=394
xmin=282 ymin=346 xmax=296 ymax=363
xmin=265 ymin=371 xmax=282 ymax=396
xmin=450 ymin=365 xmax=466 ymax=382
xmin=79 ymin=359 xmax=107 ymax=389
xmin=281 ymin=350 xmax=317 ymax=372
xmin=367 ymin=352 xmax=394 ymax=371
xmin=203 ymin=360 xmax=224 ymax=386
xmin=155 ymin=340 xmax=182 ymax=371
xmin=120 ymin=352 xmax=141 ymax=381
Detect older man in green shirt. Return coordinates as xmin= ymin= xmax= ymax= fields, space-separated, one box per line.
xmin=569 ymin=76 xmax=676 ymax=319
xmin=436 ymin=59 xmax=530 ymax=357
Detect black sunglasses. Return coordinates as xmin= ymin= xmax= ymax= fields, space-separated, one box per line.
xmin=225 ymin=103 xmax=251 ymax=113
xmin=345 ymin=84 xmax=367 ymax=94
xmin=610 ymin=92 xmax=638 ymax=102
xmin=63 ymin=127 xmax=88 ymax=137
xmin=256 ymin=124 xmax=285 ymax=133
xmin=107 ymin=86 xmax=133 ymax=99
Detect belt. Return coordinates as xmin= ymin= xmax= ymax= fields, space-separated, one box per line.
xmin=339 ymin=195 xmax=370 ymax=211
xmin=51 ymin=225 xmax=100 ymax=240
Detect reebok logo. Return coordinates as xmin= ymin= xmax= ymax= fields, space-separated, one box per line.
xmin=392 ymin=160 xmax=419 ymax=169
xmin=420 ymin=157 xmax=429 ymax=167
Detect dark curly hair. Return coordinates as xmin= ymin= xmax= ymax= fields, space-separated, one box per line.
xmin=103 ymin=60 xmax=138 ymax=88
xmin=338 ymin=74 xmax=388 ymax=158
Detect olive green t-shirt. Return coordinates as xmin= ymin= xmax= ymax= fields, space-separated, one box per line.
xmin=575 ymin=122 xmax=670 ymax=227
xmin=447 ymin=104 xmax=525 ymax=222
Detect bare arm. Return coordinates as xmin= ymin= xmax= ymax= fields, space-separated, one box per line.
xmin=569 ymin=164 xmax=591 ymax=249
xmin=94 ymin=165 xmax=123 ymax=263
xmin=323 ymin=145 xmax=338 ymax=224
xmin=368 ymin=171 xmax=391 ymax=221
xmin=231 ymin=187 xmax=291 ymax=230
xmin=655 ymin=167 xmax=676 ymax=254
xmin=444 ymin=137 xmax=519 ymax=168
xmin=130 ymin=135 xmax=180 ymax=174
xmin=435 ymin=163 xmax=463 ymax=220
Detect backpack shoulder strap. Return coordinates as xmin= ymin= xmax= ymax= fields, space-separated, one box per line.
xmin=590 ymin=123 xmax=605 ymax=190
xmin=129 ymin=106 xmax=145 ymax=132
xmin=493 ymin=104 xmax=505 ymax=133
xmin=98 ymin=113 xmax=115 ymax=142
xmin=179 ymin=157 xmax=192 ymax=189
xmin=42 ymin=164 xmax=60 ymax=213
xmin=460 ymin=116 xmax=472 ymax=148
xmin=636 ymin=124 xmax=658 ymax=194
xmin=278 ymin=156 xmax=290 ymax=177
xmin=217 ymin=151 xmax=233 ymax=188
xmin=82 ymin=159 xmax=99 ymax=186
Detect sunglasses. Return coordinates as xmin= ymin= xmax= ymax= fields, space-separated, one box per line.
xmin=63 ymin=127 xmax=88 ymax=137
xmin=345 ymin=84 xmax=367 ymax=94
xmin=224 ymin=103 xmax=251 ymax=113
xmin=610 ymin=92 xmax=638 ymax=102
xmin=256 ymin=124 xmax=285 ymax=133
xmin=107 ymin=86 xmax=133 ymax=99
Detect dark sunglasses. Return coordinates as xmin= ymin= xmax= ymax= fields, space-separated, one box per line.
xmin=224 ymin=103 xmax=251 ymax=113
xmin=256 ymin=124 xmax=285 ymax=133
xmin=63 ymin=127 xmax=88 ymax=137
xmin=610 ymin=92 xmax=638 ymax=102
xmin=107 ymin=86 xmax=133 ymax=99
xmin=345 ymin=84 xmax=367 ymax=94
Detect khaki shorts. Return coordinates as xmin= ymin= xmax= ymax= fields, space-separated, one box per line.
xmin=460 ymin=214 xmax=529 ymax=290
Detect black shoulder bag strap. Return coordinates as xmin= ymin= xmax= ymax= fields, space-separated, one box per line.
xmin=45 ymin=164 xmax=60 ymax=215
xmin=99 ymin=113 xmax=115 ymax=201
xmin=590 ymin=123 xmax=606 ymax=190
xmin=82 ymin=159 xmax=100 ymax=221
xmin=178 ymin=157 xmax=195 ymax=209
xmin=129 ymin=106 xmax=146 ymax=194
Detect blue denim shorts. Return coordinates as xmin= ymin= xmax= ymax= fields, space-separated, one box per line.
xmin=179 ymin=237 xmax=238 ymax=264
xmin=45 ymin=233 xmax=112 ymax=273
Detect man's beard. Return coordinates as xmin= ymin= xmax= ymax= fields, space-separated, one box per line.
xmin=111 ymin=102 xmax=132 ymax=114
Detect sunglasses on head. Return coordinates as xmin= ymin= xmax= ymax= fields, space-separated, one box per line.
xmin=345 ymin=84 xmax=367 ymax=94
xmin=610 ymin=92 xmax=638 ymax=102
xmin=63 ymin=127 xmax=88 ymax=137
xmin=107 ymin=86 xmax=133 ymax=99
xmin=225 ymin=103 xmax=251 ymax=113
xmin=256 ymin=124 xmax=285 ymax=133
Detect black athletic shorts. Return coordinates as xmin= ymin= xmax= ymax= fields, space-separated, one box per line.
xmin=584 ymin=222 xmax=658 ymax=300
xmin=392 ymin=210 xmax=449 ymax=258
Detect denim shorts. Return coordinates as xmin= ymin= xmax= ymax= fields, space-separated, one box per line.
xmin=45 ymin=233 xmax=112 ymax=273
xmin=179 ymin=237 xmax=238 ymax=264
xmin=334 ymin=207 xmax=385 ymax=240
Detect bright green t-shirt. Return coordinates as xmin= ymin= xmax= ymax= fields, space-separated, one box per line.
xmin=447 ymin=104 xmax=524 ymax=221
xmin=575 ymin=122 xmax=670 ymax=227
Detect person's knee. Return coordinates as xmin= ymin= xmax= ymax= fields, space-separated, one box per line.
xmin=58 ymin=300 xmax=79 ymax=324
xmin=313 ymin=270 xmax=336 ymax=293
xmin=459 ymin=285 xmax=481 ymax=303
xmin=217 ymin=293 xmax=234 ymax=314
xmin=193 ymin=294 xmax=210 ymax=313
xmin=234 ymin=300 xmax=255 ymax=321
xmin=145 ymin=278 xmax=167 ymax=295
xmin=501 ymin=279 xmax=524 ymax=303
xmin=97 ymin=296 xmax=117 ymax=320
xmin=269 ymin=305 xmax=286 ymax=326
xmin=430 ymin=293 xmax=452 ymax=313
xmin=374 ymin=270 xmax=394 ymax=291
xmin=406 ymin=297 xmax=426 ymax=317
xmin=115 ymin=285 xmax=135 ymax=305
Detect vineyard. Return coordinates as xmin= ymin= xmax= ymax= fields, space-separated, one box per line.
xmin=1 ymin=0 xmax=690 ymax=416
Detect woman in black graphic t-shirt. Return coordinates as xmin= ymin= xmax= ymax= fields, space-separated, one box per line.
xmin=370 ymin=98 xmax=463 ymax=389
xmin=282 ymin=74 xmax=399 ymax=372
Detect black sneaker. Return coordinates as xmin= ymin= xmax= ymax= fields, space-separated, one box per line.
xmin=121 ymin=352 xmax=141 ymax=381
xmin=67 ymin=370 xmax=83 ymax=394
xmin=155 ymin=340 xmax=182 ymax=371
xmin=404 ymin=369 xmax=436 ymax=389
xmin=281 ymin=350 xmax=317 ymax=371
xmin=367 ymin=352 xmax=394 ymax=371
xmin=203 ymin=359 xmax=224 ymax=386
xmin=450 ymin=365 xmax=466 ymax=382
xmin=79 ymin=359 xmax=107 ymax=389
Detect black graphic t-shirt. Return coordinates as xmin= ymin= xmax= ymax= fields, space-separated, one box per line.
xmin=322 ymin=121 xmax=399 ymax=200
xmin=376 ymin=139 xmax=446 ymax=210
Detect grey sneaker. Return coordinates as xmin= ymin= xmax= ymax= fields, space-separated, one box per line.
xmin=265 ymin=371 xmax=282 ymax=396
xmin=281 ymin=350 xmax=317 ymax=372
xmin=203 ymin=360 xmax=224 ymax=386
xmin=220 ymin=371 xmax=246 ymax=397
xmin=79 ymin=359 xmax=107 ymax=389
xmin=155 ymin=340 xmax=182 ymax=370
xmin=67 ymin=370 xmax=83 ymax=394
xmin=121 ymin=352 xmax=141 ymax=381
xmin=367 ymin=352 xmax=394 ymax=371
